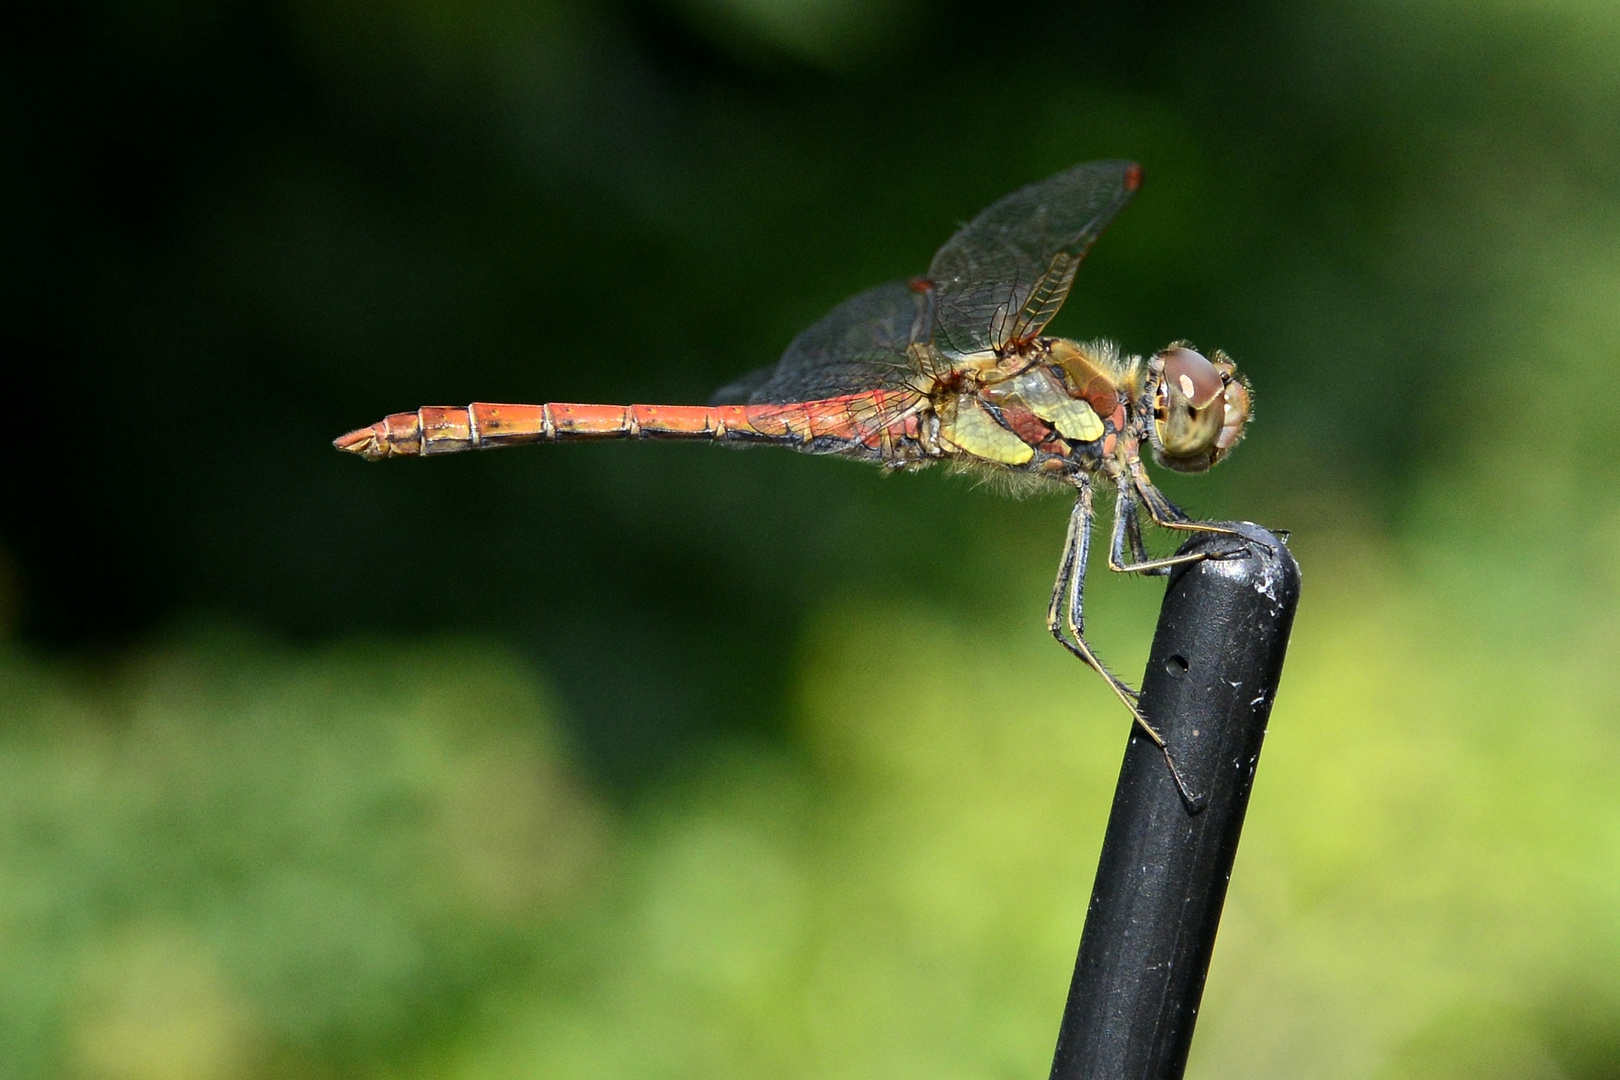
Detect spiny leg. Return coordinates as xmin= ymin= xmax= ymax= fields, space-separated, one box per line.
xmin=1044 ymin=487 xmax=1086 ymax=658
xmin=1125 ymin=459 xmax=1220 ymax=534
xmin=1113 ymin=478 xmax=1157 ymax=567
xmin=1047 ymin=484 xmax=1139 ymax=704
xmin=1127 ymin=456 xmax=1260 ymax=560
xmin=1107 ymin=481 xmax=1209 ymax=576
xmin=1047 ymin=483 xmax=1203 ymax=807
xmin=1122 ymin=485 xmax=1156 ymax=568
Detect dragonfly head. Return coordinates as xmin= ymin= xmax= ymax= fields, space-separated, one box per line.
xmin=1145 ymin=345 xmax=1251 ymax=473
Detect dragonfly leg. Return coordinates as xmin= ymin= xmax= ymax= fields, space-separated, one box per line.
xmin=1106 ymin=482 xmax=1205 ymax=576
xmin=1123 ymin=486 xmax=1154 ymax=565
xmin=1128 ymin=457 xmax=1262 ymax=557
xmin=1048 ymin=485 xmax=1204 ymax=808
xmin=1048 ymin=485 xmax=1138 ymax=701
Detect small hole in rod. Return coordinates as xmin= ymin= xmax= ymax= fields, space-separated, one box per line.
xmin=1164 ymin=654 xmax=1189 ymax=676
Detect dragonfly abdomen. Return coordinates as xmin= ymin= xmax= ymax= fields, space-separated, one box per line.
xmin=333 ymin=393 xmax=926 ymax=462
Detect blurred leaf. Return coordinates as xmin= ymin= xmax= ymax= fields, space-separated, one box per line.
xmin=0 ymin=633 xmax=604 ymax=1076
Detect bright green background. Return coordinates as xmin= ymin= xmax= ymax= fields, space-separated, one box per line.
xmin=6 ymin=0 xmax=1620 ymax=1076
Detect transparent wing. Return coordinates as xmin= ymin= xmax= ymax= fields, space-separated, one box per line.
xmin=710 ymin=161 xmax=1138 ymax=405
xmin=925 ymin=160 xmax=1140 ymax=357
xmin=710 ymin=279 xmax=938 ymax=405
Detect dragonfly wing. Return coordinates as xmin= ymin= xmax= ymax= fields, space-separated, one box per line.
xmin=710 ymin=279 xmax=938 ymax=405
xmin=924 ymin=160 xmax=1140 ymax=357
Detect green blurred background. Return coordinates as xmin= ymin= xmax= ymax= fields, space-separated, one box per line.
xmin=5 ymin=0 xmax=1620 ymax=1076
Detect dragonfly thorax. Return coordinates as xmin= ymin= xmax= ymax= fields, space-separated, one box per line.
xmin=940 ymin=338 xmax=1132 ymax=480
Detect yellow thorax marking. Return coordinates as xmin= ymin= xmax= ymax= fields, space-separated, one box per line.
xmin=1002 ymin=368 xmax=1105 ymax=443
xmin=940 ymin=396 xmax=1035 ymax=465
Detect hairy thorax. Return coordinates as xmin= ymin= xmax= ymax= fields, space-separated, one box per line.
xmin=924 ymin=338 xmax=1141 ymax=485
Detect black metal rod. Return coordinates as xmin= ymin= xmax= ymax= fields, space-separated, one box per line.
xmin=1049 ymin=522 xmax=1300 ymax=1080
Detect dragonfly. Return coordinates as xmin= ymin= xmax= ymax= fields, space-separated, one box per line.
xmin=335 ymin=160 xmax=1252 ymax=806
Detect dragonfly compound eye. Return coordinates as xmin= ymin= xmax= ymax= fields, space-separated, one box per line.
xmin=1150 ymin=346 xmax=1245 ymax=472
